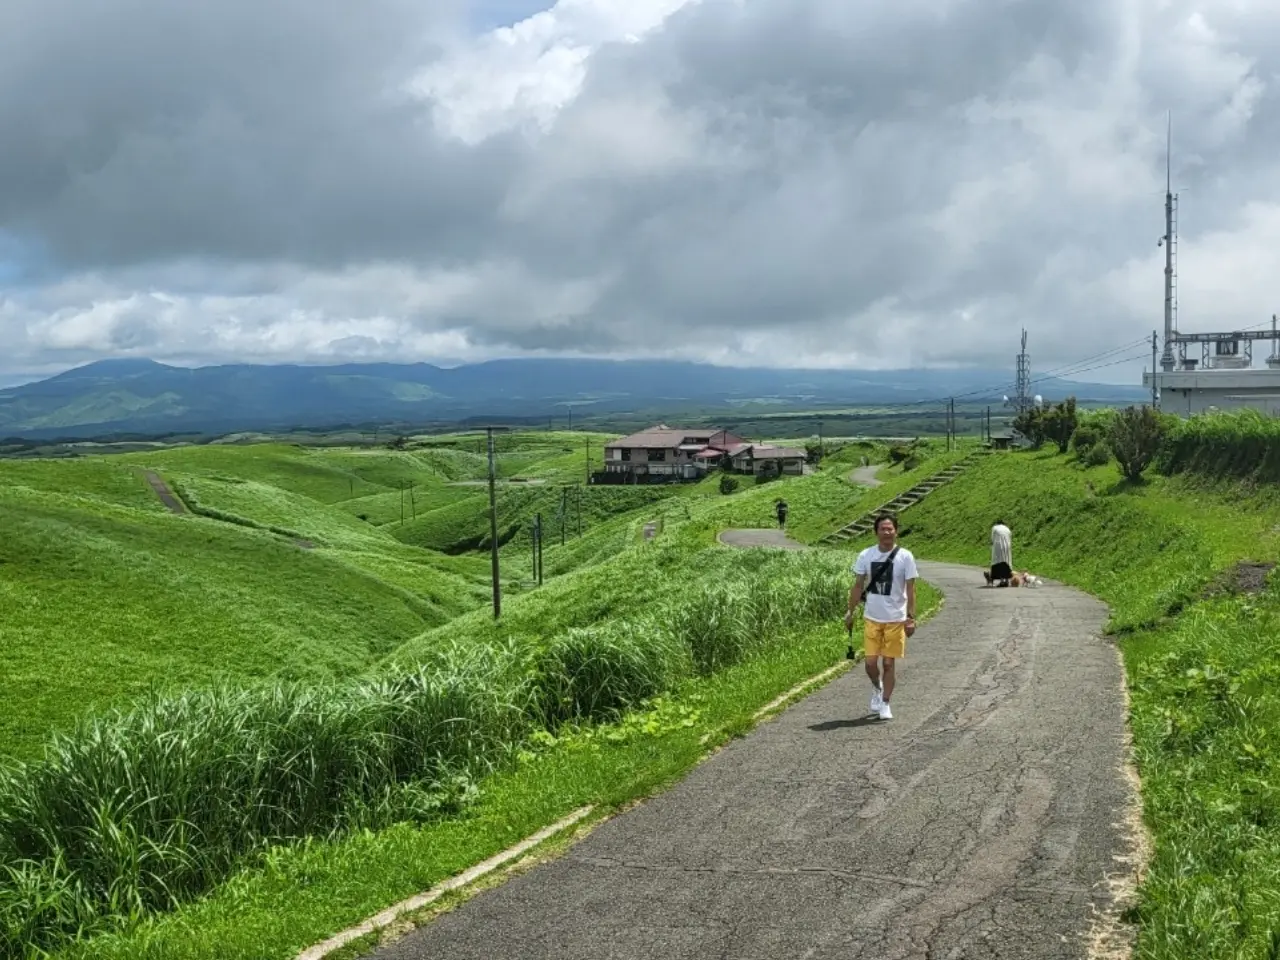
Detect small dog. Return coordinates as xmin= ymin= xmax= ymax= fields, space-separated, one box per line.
xmin=984 ymin=571 xmax=1042 ymax=588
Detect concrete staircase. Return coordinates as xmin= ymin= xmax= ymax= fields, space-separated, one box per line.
xmin=818 ymin=448 xmax=991 ymax=546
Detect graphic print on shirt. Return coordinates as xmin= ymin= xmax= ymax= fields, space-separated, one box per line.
xmin=867 ymin=560 xmax=894 ymax=596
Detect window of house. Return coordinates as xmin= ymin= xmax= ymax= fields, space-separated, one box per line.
xmin=647 ymin=449 xmax=665 ymax=462
xmin=621 ymin=449 xmax=631 ymax=462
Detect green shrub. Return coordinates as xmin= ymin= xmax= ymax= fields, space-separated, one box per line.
xmin=1158 ymin=409 xmax=1280 ymax=483
xmin=719 ymin=475 xmax=740 ymax=495
xmin=1109 ymin=405 xmax=1165 ymax=480
xmin=1083 ymin=443 xmax=1111 ymax=467
xmin=532 ymin=624 xmax=686 ymax=727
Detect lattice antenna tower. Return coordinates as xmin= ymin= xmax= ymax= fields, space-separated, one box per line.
xmin=1014 ymin=328 xmax=1030 ymax=412
xmin=1159 ymin=112 xmax=1178 ymax=372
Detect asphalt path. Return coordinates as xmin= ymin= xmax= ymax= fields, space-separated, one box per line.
xmin=367 ymin=561 xmax=1134 ymax=960
xmin=851 ymin=464 xmax=886 ymax=487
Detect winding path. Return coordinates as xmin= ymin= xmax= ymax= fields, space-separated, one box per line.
xmin=850 ymin=463 xmax=885 ymax=487
xmin=142 ymin=470 xmax=186 ymax=514
xmin=368 ymin=561 xmax=1137 ymax=959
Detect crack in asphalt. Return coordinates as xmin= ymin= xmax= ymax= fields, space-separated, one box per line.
xmin=367 ymin=562 xmax=1135 ymax=960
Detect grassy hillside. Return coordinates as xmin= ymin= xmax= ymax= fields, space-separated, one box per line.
xmin=0 ymin=469 xmax=435 ymax=762
xmin=893 ymin=448 xmax=1280 ymax=959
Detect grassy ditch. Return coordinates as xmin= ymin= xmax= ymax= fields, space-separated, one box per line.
xmin=0 ymin=543 xmax=867 ymax=958
xmin=893 ymin=448 xmax=1280 ymax=959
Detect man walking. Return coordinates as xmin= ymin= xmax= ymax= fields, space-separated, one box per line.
xmin=845 ymin=514 xmax=918 ymax=720
xmin=989 ymin=520 xmax=1013 ymax=587
xmin=775 ymin=498 xmax=789 ymax=529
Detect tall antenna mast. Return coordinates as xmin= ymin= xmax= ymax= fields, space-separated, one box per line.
xmin=1160 ymin=112 xmax=1177 ymax=372
xmin=1015 ymin=328 xmax=1030 ymax=413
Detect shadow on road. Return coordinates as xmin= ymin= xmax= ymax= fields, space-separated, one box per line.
xmin=808 ymin=716 xmax=884 ymax=732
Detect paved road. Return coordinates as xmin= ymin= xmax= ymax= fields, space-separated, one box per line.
xmin=717 ymin=528 xmax=806 ymax=550
xmin=850 ymin=464 xmax=885 ymax=487
xmin=367 ymin=562 xmax=1133 ymax=960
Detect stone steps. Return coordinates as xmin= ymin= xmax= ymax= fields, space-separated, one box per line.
xmin=818 ymin=449 xmax=991 ymax=545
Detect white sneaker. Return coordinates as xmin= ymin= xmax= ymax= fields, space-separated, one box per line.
xmin=870 ymin=688 xmax=883 ymax=712
xmin=878 ymin=702 xmax=893 ymax=720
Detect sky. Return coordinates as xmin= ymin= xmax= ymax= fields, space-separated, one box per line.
xmin=2 ymin=0 xmax=1279 ymax=385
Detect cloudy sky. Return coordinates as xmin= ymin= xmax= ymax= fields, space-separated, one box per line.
xmin=2 ymin=0 xmax=1277 ymax=384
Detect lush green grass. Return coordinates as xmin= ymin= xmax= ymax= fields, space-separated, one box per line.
xmin=662 ymin=439 xmax=973 ymax=548
xmin=1158 ymin=408 xmax=1280 ymax=485
xmin=44 ymin=578 xmax=942 ymax=960
xmin=0 ymin=472 xmax=462 ymax=763
xmin=897 ymin=449 xmax=1280 ymax=958
xmin=392 ymin=485 xmax=676 ymax=555
xmin=1 ymin=540 xmax=869 ymax=957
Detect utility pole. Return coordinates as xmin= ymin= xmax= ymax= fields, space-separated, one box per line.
xmin=560 ymin=487 xmax=568 ymax=546
xmin=585 ymin=436 xmax=590 ymax=485
xmin=408 ymin=480 xmax=416 ymax=519
xmin=399 ymin=481 xmax=404 ymax=525
xmin=817 ymin=420 xmax=824 ymax=459
xmin=484 ymin=425 xmax=508 ymax=619
xmin=1151 ymin=330 xmax=1160 ymax=408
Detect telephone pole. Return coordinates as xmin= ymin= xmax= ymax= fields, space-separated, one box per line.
xmin=483 ymin=425 xmax=509 ymax=618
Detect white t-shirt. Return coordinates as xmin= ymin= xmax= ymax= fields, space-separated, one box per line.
xmin=853 ymin=545 xmax=919 ymax=623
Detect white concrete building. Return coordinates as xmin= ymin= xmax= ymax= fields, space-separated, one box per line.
xmin=1145 ymin=330 xmax=1280 ymax=416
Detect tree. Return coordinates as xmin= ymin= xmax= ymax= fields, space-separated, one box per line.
xmin=1042 ymin=396 xmax=1078 ymax=453
xmin=1012 ymin=406 xmax=1047 ymax=449
xmin=804 ymin=442 xmax=824 ymax=465
xmin=718 ymin=474 xmax=740 ymax=495
xmin=1108 ymin=405 xmax=1164 ymax=480
xmin=386 ymin=435 xmax=409 ymax=451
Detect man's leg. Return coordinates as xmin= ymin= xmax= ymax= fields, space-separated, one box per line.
xmin=863 ymin=621 xmax=884 ymax=710
xmin=877 ymin=624 xmax=906 ymax=719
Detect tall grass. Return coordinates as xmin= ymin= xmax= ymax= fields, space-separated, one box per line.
xmin=0 ymin=550 xmax=849 ymax=957
xmin=1158 ymin=409 xmax=1280 ymax=484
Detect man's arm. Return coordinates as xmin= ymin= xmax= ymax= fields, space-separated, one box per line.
xmin=849 ymin=574 xmax=866 ymax=611
xmin=905 ymin=579 xmax=917 ymax=621
xmin=845 ymin=574 xmax=866 ymax=627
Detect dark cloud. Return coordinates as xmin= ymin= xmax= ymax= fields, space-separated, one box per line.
xmin=1 ymin=0 xmax=1277 ymax=377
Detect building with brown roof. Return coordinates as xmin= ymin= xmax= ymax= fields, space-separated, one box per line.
xmin=599 ymin=425 xmax=746 ymax=483
xmin=729 ymin=443 xmax=808 ymax=477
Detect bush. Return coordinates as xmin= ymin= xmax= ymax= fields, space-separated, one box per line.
xmin=532 ymin=625 xmax=686 ymax=727
xmin=719 ymin=475 xmax=740 ymax=495
xmin=1083 ymin=443 xmax=1112 ymax=467
xmin=1043 ymin=397 xmax=1079 ymax=454
xmin=1157 ymin=409 xmax=1280 ymax=483
xmin=1071 ymin=423 xmax=1104 ymax=457
xmin=1109 ymin=405 xmax=1165 ymax=480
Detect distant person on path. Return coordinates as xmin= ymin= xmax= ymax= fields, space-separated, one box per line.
xmin=775 ymin=498 xmax=788 ymax=529
xmin=989 ymin=520 xmax=1013 ymax=587
xmin=844 ymin=514 xmax=918 ymax=721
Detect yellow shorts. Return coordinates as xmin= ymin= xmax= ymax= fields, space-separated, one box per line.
xmin=864 ymin=620 xmax=907 ymax=659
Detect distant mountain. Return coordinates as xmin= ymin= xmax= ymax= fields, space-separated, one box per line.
xmin=0 ymin=357 xmax=1146 ymax=439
